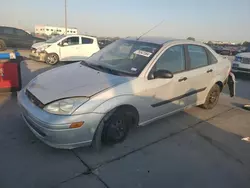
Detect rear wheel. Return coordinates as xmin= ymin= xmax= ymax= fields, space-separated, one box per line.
xmin=45 ymin=53 xmax=59 ymax=65
xmin=0 ymin=40 xmax=6 ymax=51
xmin=201 ymin=84 xmax=221 ymax=109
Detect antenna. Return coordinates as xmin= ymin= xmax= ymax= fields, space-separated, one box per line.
xmin=137 ymin=20 xmax=164 ymax=40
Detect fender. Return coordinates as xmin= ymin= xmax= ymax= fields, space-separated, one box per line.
xmin=93 ymin=95 xmax=142 ymax=114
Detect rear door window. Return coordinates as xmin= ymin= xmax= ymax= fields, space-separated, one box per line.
xmin=187 ymin=45 xmax=209 ymax=69
xmin=81 ymin=37 xmax=93 ymax=44
xmin=3 ymin=28 xmax=14 ymax=35
xmin=15 ymin=29 xmax=29 ymax=37
xmin=206 ymin=49 xmax=218 ymax=64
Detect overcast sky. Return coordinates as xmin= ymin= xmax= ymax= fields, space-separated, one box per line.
xmin=1 ymin=0 xmax=250 ymax=42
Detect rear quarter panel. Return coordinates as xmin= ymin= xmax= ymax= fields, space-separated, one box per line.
xmin=208 ymin=56 xmax=231 ymax=92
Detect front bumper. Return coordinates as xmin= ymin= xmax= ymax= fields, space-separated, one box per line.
xmin=231 ymin=61 xmax=250 ymax=74
xmin=17 ymin=89 xmax=104 ymax=149
xmin=29 ymin=51 xmax=47 ymax=62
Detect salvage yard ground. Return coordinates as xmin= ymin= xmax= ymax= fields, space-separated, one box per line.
xmin=0 ymin=50 xmax=250 ymax=188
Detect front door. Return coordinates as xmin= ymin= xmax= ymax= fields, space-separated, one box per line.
xmin=139 ymin=45 xmax=191 ymax=123
xmin=59 ymin=36 xmax=80 ymax=60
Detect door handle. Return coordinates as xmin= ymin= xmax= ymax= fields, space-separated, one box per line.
xmin=178 ymin=77 xmax=187 ymax=82
xmin=207 ymin=69 xmax=213 ymax=73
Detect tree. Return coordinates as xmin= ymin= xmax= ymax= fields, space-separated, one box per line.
xmin=208 ymin=41 xmax=213 ymax=45
xmin=242 ymin=41 xmax=250 ymax=47
xmin=187 ymin=37 xmax=195 ymax=41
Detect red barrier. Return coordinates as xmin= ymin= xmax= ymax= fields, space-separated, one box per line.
xmin=0 ymin=55 xmax=23 ymax=93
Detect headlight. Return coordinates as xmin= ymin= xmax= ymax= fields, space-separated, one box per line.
xmin=37 ymin=45 xmax=50 ymax=53
xmin=44 ymin=98 xmax=89 ymax=115
xmin=235 ymin=56 xmax=242 ymax=62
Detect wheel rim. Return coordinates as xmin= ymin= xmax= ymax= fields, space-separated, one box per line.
xmin=47 ymin=55 xmax=57 ymax=64
xmin=209 ymin=90 xmax=219 ymax=104
xmin=105 ymin=118 xmax=128 ymax=143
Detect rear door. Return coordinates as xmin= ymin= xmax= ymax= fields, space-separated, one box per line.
xmin=14 ymin=28 xmax=34 ymax=48
xmin=184 ymin=44 xmax=216 ymax=105
xmin=59 ymin=36 xmax=80 ymax=60
xmin=79 ymin=37 xmax=97 ymax=58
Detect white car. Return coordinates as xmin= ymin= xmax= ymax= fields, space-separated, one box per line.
xmin=232 ymin=52 xmax=250 ymax=74
xmin=18 ymin=37 xmax=232 ymax=149
xmin=30 ymin=35 xmax=100 ymax=65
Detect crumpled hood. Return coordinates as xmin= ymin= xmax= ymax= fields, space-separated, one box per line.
xmin=27 ymin=62 xmax=133 ymax=104
xmin=236 ymin=52 xmax=250 ymax=58
xmin=32 ymin=42 xmax=49 ymax=49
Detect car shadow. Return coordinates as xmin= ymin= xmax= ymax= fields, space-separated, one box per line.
xmin=1 ymin=57 xmax=250 ymax=187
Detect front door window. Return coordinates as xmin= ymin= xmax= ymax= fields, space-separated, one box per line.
xmin=154 ymin=45 xmax=185 ymax=74
xmin=62 ymin=37 xmax=79 ymax=46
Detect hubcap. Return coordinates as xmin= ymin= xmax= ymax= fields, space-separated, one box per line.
xmin=209 ymin=90 xmax=218 ymax=104
xmin=47 ymin=55 xmax=57 ymax=64
xmin=106 ymin=119 xmax=127 ymax=142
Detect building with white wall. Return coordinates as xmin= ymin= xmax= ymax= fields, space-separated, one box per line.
xmin=35 ymin=25 xmax=78 ymax=35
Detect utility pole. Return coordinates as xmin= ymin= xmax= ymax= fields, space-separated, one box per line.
xmin=64 ymin=0 xmax=67 ymax=35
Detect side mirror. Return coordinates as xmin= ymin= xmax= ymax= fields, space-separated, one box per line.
xmin=153 ymin=70 xmax=173 ymax=79
xmin=62 ymin=42 xmax=68 ymax=46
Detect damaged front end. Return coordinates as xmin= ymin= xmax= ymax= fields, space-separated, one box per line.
xmin=29 ymin=48 xmax=47 ymax=62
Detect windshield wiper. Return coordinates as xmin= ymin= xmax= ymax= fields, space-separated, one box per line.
xmin=81 ymin=61 xmax=133 ymax=76
xmin=94 ymin=64 xmax=135 ymax=76
xmin=80 ymin=61 xmax=101 ymax=71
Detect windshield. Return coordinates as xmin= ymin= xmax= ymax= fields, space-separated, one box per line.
xmin=85 ymin=39 xmax=161 ymax=76
xmin=46 ymin=35 xmax=65 ymax=43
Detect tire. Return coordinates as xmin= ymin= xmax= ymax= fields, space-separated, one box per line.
xmin=0 ymin=40 xmax=6 ymax=51
xmin=201 ymin=84 xmax=221 ymax=109
xmin=101 ymin=108 xmax=137 ymax=145
xmin=45 ymin=53 xmax=59 ymax=65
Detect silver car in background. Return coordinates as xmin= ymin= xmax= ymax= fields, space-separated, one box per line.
xmin=18 ymin=37 xmax=231 ymax=149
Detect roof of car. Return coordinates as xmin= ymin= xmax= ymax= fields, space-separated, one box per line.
xmin=124 ymin=36 xmax=204 ymax=46
xmin=125 ymin=36 xmax=180 ymax=45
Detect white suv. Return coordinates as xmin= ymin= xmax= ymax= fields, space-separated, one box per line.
xmin=30 ymin=35 xmax=100 ymax=65
xmin=232 ymin=50 xmax=250 ymax=74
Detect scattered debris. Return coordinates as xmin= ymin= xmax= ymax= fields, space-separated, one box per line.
xmin=243 ymin=104 xmax=250 ymax=111
xmin=241 ymin=137 xmax=250 ymax=142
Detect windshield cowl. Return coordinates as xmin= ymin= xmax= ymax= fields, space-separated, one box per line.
xmin=80 ymin=61 xmax=136 ymax=77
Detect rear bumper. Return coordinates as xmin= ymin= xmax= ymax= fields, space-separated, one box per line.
xmin=29 ymin=51 xmax=47 ymax=62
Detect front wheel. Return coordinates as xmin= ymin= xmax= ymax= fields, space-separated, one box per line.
xmin=101 ymin=110 xmax=130 ymax=145
xmin=201 ymin=84 xmax=221 ymax=109
xmin=45 ymin=53 xmax=59 ymax=65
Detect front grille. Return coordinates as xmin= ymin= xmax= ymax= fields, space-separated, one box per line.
xmin=241 ymin=57 xmax=250 ymax=64
xmin=25 ymin=89 xmax=45 ymax=108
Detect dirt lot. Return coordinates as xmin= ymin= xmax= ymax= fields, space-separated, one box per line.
xmin=0 ymin=51 xmax=250 ymax=188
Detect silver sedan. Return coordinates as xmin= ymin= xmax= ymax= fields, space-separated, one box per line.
xmin=18 ymin=37 xmax=231 ymax=149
